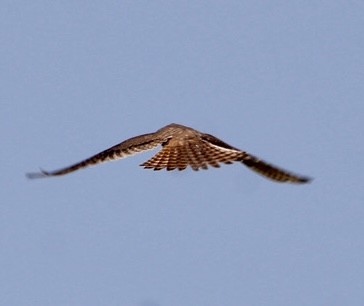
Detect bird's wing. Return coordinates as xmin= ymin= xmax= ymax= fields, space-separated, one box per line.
xmin=201 ymin=133 xmax=311 ymax=183
xmin=26 ymin=132 xmax=164 ymax=178
xmin=240 ymin=154 xmax=311 ymax=183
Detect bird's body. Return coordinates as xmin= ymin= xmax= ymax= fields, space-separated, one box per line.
xmin=27 ymin=123 xmax=311 ymax=183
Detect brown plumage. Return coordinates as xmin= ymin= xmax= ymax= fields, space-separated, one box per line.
xmin=26 ymin=123 xmax=311 ymax=183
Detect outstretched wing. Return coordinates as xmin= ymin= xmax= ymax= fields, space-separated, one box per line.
xmin=202 ymin=133 xmax=310 ymax=183
xmin=240 ymin=154 xmax=311 ymax=183
xmin=26 ymin=132 xmax=163 ymax=178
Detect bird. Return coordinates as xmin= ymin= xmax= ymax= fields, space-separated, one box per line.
xmin=26 ymin=123 xmax=311 ymax=183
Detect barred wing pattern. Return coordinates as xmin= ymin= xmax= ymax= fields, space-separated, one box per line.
xmin=26 ymin=133 xmax=163 ymax=178
xmin=27 ymin=123 xmax=311 ymax=183
xmin=240 ymin=154 xmax=309 ymax=183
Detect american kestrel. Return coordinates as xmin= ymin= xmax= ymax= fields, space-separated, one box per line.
xmin=27 ymin=123 xmax=311 ymax=183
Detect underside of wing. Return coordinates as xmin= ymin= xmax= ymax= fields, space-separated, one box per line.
xmin=26 ymin=133 xmax=163 ymax=178
xmin=201 ymin=133 xmax=311 ymax=183
xmin=241 ymin=154 xmax=311 ymax=183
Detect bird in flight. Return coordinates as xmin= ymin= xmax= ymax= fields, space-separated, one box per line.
xmin=27 ymin=123 xmax=311 ymax=183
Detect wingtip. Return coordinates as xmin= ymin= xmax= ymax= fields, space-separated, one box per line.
xmin=26 ymin=168 xmax=50 ymax=179
xmin=298 ymin=176 xmax=313 ymax=184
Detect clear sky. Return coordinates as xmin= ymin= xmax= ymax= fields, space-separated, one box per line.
xmin=2 ymin=1 xmax=364 ymax=305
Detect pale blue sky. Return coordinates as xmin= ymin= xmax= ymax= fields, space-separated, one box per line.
xmin=1 ymin=1 xmax=364 ymax=305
